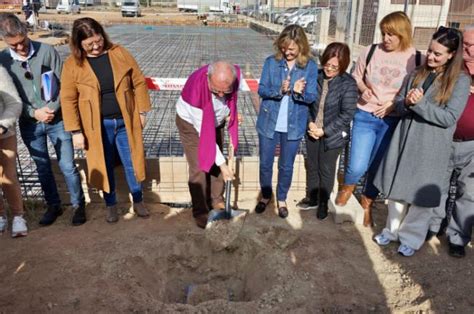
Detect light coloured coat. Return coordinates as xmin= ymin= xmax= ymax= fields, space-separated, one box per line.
xmin=374 ymin=71 xmax=471 ymax=208
xmin=61 ymin=45 xmax=151 ymax=193
xmin=0 ymin=65 xmax=22 ymax=140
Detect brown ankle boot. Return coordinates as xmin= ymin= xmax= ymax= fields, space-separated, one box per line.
xmin=360 ymin=195 xmax=374 ymax=227
xmin=335 ymin=184 xmax=356 ymax=206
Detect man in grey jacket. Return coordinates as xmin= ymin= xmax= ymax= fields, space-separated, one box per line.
xmin=0 ymin=13 xmax=86 ymax=226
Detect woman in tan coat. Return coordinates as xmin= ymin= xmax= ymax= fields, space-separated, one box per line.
xmin=61 ymin=17 xmax=151 ymax=223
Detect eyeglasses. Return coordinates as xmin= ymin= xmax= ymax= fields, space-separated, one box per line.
xmin=21 ymin=61 xmax=33 ymax=80
xmin=323 ymin=63 xmax=339 ymax=71
xmin=207 ymin=77 xmax=233 ymax=96
xmin=81 ymin=35 xmax=104 ymax=50
xmin=209 ymin=87 xmax=233 ymax=96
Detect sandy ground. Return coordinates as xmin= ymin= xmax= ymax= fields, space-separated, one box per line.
xmin=1 ymin=190 xmax=473 ymax=313
xmin=0 ymin=8 xmax=244 ymax=28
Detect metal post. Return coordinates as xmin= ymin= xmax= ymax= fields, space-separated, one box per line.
xmin=269 ymin=0 xmax=272 ymax=23
xmin=348 ymin=0 xmax=357 ymax=54
xmin=403 ymin=0 xmax=408 ymax=13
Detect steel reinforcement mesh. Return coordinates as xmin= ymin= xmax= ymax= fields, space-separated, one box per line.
xmin=18 ymin=24 xmax=306 ymax=198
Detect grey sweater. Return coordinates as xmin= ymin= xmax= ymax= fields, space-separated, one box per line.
xmin=0 ymin=40 xmax=62 ymax=120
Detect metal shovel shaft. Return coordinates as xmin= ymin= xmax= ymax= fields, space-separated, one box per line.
xmin=224 ymin=180 xmax=232 ymax=219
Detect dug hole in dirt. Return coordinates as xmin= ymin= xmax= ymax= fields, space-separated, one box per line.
xmin=1 ymin=196 xmax=474 ymax=312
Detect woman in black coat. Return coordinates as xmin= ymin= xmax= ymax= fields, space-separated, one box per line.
xmin=297 ymin=42 xmax=358 ymax=219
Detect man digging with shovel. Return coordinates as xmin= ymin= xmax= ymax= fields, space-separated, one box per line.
xmin=176 ymin=61 xmax=244 ymax=229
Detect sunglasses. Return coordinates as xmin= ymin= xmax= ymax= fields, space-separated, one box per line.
xmin=436 ymin=26 xmax=461 ymax=41
xmin=21 ymin=61 xmax=33 ymax=80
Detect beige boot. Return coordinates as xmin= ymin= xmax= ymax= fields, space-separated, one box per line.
xmin=335 ymin=184 xmax=356 ymax=206
xmin=360 ymin=195 xmax=374 ymax=227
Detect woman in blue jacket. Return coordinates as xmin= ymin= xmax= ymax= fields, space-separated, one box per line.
xmin=255 ymin=24 xmax=318 ymax=218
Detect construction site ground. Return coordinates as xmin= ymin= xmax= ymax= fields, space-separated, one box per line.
xmin=0 ymin=11 xmax=473 ymax=313
xmin=1 ymin=194 xmax=473 ymax=312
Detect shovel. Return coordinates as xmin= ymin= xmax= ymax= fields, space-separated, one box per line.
xmin=205 ymin=143 xmax=248 ymax=250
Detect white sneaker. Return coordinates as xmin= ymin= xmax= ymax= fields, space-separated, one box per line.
xmin=373 ymin=233 xmax=391 ymax=246
xmin=0 ymin=216 xmax=6 ymax=234
xmin=11 ymin=216 xmax=28 ymax=238
xmin=398 ymin=243 xmax=415 ymax=257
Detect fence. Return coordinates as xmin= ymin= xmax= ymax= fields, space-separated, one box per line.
xmin=11 ymin=1 xmax=474 ymax=202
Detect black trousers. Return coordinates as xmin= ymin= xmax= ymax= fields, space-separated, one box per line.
xmin=305 ymin=136 xmax=342 ymax=204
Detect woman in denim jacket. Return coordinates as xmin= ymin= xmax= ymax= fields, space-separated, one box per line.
xmin=255 ymin=25 xmax=318 ymax=218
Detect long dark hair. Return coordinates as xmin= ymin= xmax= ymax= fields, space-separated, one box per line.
xmin=69 ymin=17 xmax=113 ymax=66
xmin=413 ymin=26 xmax=464 ymax=105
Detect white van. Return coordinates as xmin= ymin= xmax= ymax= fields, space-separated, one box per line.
xmin=121 ymin=0 xmax=141 ymax=17
xmin=56 ymin=0 xmax=80 ymax=14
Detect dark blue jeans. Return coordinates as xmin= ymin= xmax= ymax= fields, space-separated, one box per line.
xmin=19 ymin=118 xmax=85 ymax=208
xmin=344 ymin=109 xmax=399 ymax=198
xmin=259 ymin=132 xmax=301 ymax=202
xmin=102 ymin=118 xmax=143 ymax=207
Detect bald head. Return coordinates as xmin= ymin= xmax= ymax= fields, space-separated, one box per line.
xmin=208 ymin=61 xmax=236 ymax=98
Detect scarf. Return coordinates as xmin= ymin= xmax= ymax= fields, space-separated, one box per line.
xmin=181 ymin=64 xmax=240 ymax=172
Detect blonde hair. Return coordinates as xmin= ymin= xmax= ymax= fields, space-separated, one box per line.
xmin=379 ymin=11 xmax=413 ymax=51
xmin=274 ymin=24 xmax=312 ymax=68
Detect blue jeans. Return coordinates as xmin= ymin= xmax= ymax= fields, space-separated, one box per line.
xmin=344 ymin=109 xmax=399 ymax=198
xmin=19 ymin=118 xmax=85 ymax=208
xmin=259 ymin=132 xmax=301 ymax=201
xmin=102 ymin=118 xmax=142 ymax=207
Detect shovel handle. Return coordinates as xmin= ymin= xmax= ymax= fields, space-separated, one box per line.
xmin=228 ymin=143 xmax=234 ymax=173
xmin=225 ymin=180 xmax=232 ymax=219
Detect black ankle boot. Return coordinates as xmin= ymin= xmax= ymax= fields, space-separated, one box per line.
xmin=39 ymin=205 xmax=63 ymax=226
xmin=316 ymin=202 xmax=328 ymax=220
xmin=71 ymin=204 xmax=87 ymax=226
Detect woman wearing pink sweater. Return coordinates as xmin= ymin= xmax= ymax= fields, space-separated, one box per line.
xmin=335 ymin=11 xmax=421 ymax=226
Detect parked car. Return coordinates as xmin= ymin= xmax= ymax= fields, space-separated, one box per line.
xmin=282 ymin=7 xmax=309 ymax=26
xmin=283 ymin=7 xmax=318 ymax=26
xmin=274 ymin=6 xmax=298 ymax=24
xmin=56 ymin=0 xmax=80 ymax=14
xmin=296 ymin=10 xmax=318 ymax=31
xmin=121 ymin=0 xmax=141 ymax=17
xmin=240 ymin=4 xmax=257 ymax=16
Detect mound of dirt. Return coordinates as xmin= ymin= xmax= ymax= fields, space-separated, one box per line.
xmin=0 ymin=195 xmax=473 ymax=312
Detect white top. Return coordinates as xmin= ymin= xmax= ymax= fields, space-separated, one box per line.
xmin=176 ymin=76 xmax=244 ymax=166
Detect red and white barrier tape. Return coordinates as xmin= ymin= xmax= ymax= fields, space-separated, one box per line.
xmin=145 ymin=77 xmax=259 ymax=92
